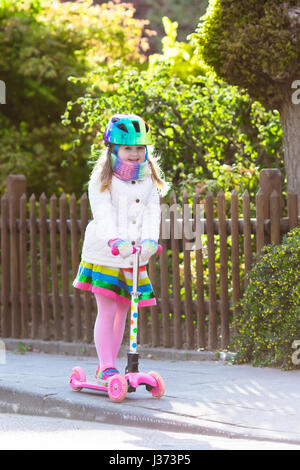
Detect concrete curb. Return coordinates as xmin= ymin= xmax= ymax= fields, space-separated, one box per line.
xmin=0 ymin=385 xmax=228 ymax=437
xmin=2 ymin=338 xmax=235 ymax=362
xmin=1 ymin=383 xmax=300 ymax=446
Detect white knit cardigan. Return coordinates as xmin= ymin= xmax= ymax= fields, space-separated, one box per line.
xmin=81 ymin=169 xmax=161 ymax=268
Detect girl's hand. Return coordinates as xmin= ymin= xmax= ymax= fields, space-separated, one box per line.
xmin=138 ymin=239 xmax=158 ymax=262
xmin=108 ymin=238 xmax=133 ymax=259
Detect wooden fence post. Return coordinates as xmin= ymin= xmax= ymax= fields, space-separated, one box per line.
xmin=39 ymin=193 xmax=49 ymax=340
xmin=50 ymin=194 xmax=61 ymax=340
xmin=29 ymin=194 xmax=39 ymax=338
xmin=59 ymin=193 xmax=71 ymax=342
xmin=231 ymin=190 xmax=241 ymax=327
xmin=159 ymin=196 xmax=171 ymax=348
xmin=206 ymin=191 xmax=217 ymax=350
xmin=20 ymin=193 xmax=29 ymax=338
xmin=288 ymin=192 xmax=298 ymax=230
xmin=6 ymin=175 xmax=26 ymax=208
xmin=170 ymin=190 xmax=182 ymax=349
xmin=193 ymin=191 xmax=205 ymax=349
xmin=259 ymin=169 xmax=283 ymax=244
xmin=182 ymin=190 xmax=194 ymax=349
xmin=1 ymin=193 xmax=10 ymax=337
xmin=259 ymin=169 xmax=283 ymax=219
xmin=6 ymin=175 xmax=26 ymax=339
xmin=217 ymin=190 xmax=229 ymax=349
xmin=242 ymin=189 xmax=252 ymax=286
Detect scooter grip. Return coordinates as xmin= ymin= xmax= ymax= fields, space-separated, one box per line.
xmin=136 ymin=244 xmax=163 ymax=255
xmin=111 ymin=246 xmax=137 ymax=256
xmin=111 ymin=245 xmax=161 ymax=256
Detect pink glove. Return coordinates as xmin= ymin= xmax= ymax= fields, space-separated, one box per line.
xmin=108 ymin=238 xmax=133 ymax=259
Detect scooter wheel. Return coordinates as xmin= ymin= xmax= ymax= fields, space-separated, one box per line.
xmin=69 ymin=366 xmax=86 ymax=392
xmin=148 ymin=371 xmax=165 ymax=398
xmin=108 ymin=374 xmax=128 ymax=403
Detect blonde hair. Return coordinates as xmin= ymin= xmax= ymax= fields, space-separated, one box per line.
xmin=89 ymin=144 xmax=171 ymax=197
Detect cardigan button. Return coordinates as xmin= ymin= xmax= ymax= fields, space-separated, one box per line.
xmin=131 ymin=180 xmax=136 ymax=184
xmin=136 ymin=198 xmax=140 ymax=203
xmin=131 ymin=241 xmax=135 ymax=245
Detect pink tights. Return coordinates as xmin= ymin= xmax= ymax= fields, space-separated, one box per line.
xmin=94 ymin=293 xmax=129 ymax=371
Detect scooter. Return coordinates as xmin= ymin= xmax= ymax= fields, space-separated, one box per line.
xmin=69 ymin=244 xmax=165 ymax=403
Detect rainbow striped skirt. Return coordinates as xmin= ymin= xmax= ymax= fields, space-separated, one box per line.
xmin=73 ymin=260 xmax=156 ymax=307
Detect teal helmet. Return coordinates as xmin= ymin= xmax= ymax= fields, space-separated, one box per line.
xmin=104 ymin=113 xmax=152 ymax=146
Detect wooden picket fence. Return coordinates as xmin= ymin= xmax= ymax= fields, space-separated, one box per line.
xmin=0 ymin=169 xmax=299 ymax=351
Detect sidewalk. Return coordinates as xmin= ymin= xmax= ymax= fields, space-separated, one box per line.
xmin=1 ymin=341 xmax=300 ymax=446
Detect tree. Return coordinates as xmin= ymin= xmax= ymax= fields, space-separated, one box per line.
xmin=63 ymin=18 xmax=283 ymax=201
xmin=191 ymin=0 xmax=300 ymax=213
xmin=0 ymin=0 xmax=153 ymax=196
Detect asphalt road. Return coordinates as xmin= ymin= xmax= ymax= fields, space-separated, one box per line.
xmin=0 ymin=413 xmax=299 ymax=451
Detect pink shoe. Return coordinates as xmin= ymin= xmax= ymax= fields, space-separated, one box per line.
xmin=96 ymin=367 xmax=120 ymax=384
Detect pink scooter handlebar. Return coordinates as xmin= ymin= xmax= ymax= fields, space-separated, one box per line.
xmin=111 ymin=244 xmax=162 ymax=256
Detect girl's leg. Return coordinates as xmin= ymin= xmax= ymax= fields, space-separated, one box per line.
xmin=94 ymin=293 xmax=117 ymax=371
xmin=112 ymin=302 xmax=129 ymax=364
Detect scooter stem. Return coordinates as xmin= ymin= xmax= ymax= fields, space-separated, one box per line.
xmin=129 ymin=246 xmax=140 ymax=355
xmin=111 ymin=243 xmax=162 ymax=373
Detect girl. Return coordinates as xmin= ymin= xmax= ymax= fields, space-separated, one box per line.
xmin=73 ymin=113 xmax=170 ymax=383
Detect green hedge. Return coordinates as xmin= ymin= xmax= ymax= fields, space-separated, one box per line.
xmin=231 ymin=227 xmax=300 ymax=370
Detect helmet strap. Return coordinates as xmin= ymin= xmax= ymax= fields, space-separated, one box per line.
xmin=113 ymin=144 xmax=119 ymax=157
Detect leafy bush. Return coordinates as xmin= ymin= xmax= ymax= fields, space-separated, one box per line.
xmin=0 ymin=1 xmax=284 ymax=200
xmin=63 ymin=18 xmax=283 ymax=201
xmin=0 ymin=0 xmax=152 ymax=196
xmin=231 ymin=227 xmax=300 ymax=370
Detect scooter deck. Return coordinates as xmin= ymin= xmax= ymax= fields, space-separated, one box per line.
xmin=125 ymin=372 xmax=156 ymax=390
xmin=71 ymin=372 xmax=156 ymax=392
xmin=70 ymin=377 xmax=109 ymax=391
xmin=70 ymin=367 xmax=165 ymax=401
